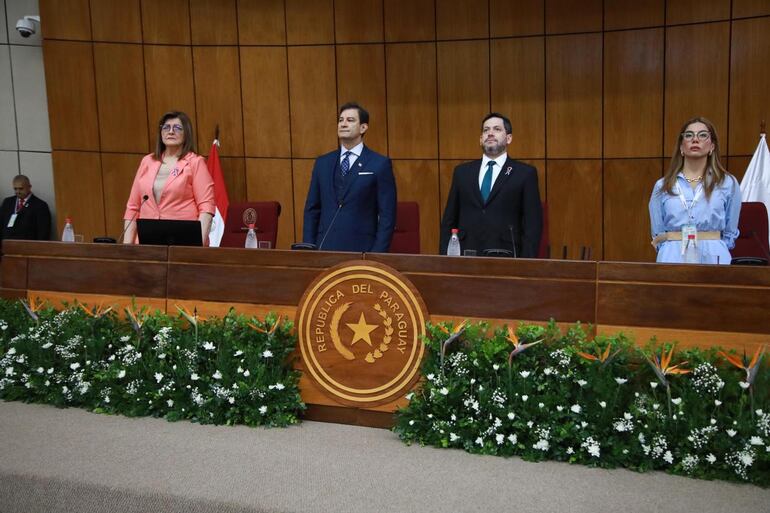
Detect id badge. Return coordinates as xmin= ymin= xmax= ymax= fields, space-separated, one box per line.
xmin=681 ymin=224 xmax=697 ymax=253
xmin=7 ymin=213 xmax=17 ymax=228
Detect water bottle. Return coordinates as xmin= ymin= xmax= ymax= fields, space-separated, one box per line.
xmin=61 ymin=218 xmax=75 ymax=242
xmin=244 ymin=223 xmax=258 ymax=249
xmin=447 ymin=228 xmax=461 ymax=256
xmin=684 ymin=233 xmax=699 ymax=263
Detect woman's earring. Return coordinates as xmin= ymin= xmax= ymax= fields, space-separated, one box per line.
xmin=681 ymin=150 xmax=684 ymax=156
xmin=709 ymin=150 xmax=713 ymax=156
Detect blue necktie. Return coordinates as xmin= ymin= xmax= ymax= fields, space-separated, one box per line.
xmin=340 ymin=151 xmax=352 ymax=177
xmin=481 ymin=161 xmax=494 ymax=202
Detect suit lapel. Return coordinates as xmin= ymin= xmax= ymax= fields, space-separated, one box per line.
xmin=159 ymin=153 xmax=192 ymax=202
xmin=485 ymin=159 xmax=515 ymax=205
xmin=467 ymin=160 xmax=485 ymax=207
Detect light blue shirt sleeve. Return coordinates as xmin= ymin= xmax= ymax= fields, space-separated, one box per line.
xmin=648 ymin=179 xmax=666 ymax=241
xmin=722 ymin=175 xmax=742 ymax=249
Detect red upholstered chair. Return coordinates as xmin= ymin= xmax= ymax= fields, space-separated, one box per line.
xmin=732 ymin=202 xmax=770 ymax=264
xmin=390 ymin=201 xmax=420 ymax=254
xmin=537 ymin=201 xmax=549 ymax=258
xmin=220 ymin=201 xmax=281 ymax=249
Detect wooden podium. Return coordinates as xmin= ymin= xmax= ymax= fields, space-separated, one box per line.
xmin=2 ymin=241 xmax=769 ymax=426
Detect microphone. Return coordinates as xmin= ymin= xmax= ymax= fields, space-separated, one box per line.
xmin=98 ymin=195 xmax=149 ymax=244
xmin=508 ymin=224 xmax=518 ymax=258
xmin=318 ymin=203 xmax=343 ymax=251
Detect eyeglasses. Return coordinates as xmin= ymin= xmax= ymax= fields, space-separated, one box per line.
xmin=161 ymin=124 xmax=184 ymax=133
xmin=682 ymin=130 xmax=710 ymax=142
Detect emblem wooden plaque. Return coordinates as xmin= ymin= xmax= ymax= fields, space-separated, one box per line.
xmin=296 ymin=261 xmax=428 ymax=407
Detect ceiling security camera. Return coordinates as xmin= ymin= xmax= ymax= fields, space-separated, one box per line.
xmin=16 ymin=15 xmax=40 ymax=38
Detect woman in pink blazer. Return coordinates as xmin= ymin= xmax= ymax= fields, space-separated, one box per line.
xmin=122 ymin=111 xmax=215 ymax=245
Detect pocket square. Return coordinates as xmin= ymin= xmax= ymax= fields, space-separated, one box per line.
xmin=358 ymin=171 xmax=374 ymax=175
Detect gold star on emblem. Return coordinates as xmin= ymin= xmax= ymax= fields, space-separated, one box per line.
xmin=346 ymin=312 xmax=378 ymax=347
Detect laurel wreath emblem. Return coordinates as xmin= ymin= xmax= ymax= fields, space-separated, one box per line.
xmin=364 ymin=303 xmax=393 ymax=364
xmin=328 ymin=302 xmax=393 ymax=364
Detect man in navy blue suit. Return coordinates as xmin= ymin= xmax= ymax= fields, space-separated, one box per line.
xmin=303 ymin=102 xmax=396 ymax=252
xmin=440 ymin=113 xmax=542 ymax=257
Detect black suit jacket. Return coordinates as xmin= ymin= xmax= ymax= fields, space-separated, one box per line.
xmin=0 ymin=194 xmax=51 ymax=245
xmin=439 ymin=158 xmax=542 ymax=257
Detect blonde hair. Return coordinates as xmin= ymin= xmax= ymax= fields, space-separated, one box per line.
xmin=661 ymin=117 xmax=729 ymax=199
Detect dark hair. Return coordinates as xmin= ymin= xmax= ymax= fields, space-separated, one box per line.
xmin=481 ymin=113 xmax=512 ymax=135
xmin=662 ymin=116 xmax=729 ymax=200
xmin=154 ymin=111 xmax=195 ymax=160
xmin=12 ymin=174 xmax=30 ymax=185
xmin=338 ymin=102 xmax=369 ymax=125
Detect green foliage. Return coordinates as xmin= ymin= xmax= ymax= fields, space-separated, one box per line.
xmin=395 ymin=321 xmax=770 ymax=486
xmin=0 ymin=299 xmax=304 ymax=428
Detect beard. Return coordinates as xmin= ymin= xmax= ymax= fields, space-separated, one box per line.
xmin=483 ymin=139 xmax=506 ymax=156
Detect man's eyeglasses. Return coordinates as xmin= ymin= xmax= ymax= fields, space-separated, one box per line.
xmin=682 ymin=130 xmax=710 ymax=142
xmin=161 ymin=124 xmax=184 ymax=133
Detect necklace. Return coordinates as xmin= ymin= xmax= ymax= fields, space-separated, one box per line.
xmin=684 ymin=175 xmax=702 ymax=183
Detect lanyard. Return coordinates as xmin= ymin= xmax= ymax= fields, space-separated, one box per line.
xmin=676 ymin=182 xmax=703 ymax=222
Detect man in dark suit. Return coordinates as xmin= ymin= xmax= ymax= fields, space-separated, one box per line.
xmin=0 ymin=175 xmax=51 ymax=247
xmin=303 ymin=102 xmax=396 ymax=252
xmin=440 ymin=113 xmax=542 ymax=257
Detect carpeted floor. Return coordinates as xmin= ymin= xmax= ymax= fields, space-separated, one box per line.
xmin=1 ymin=401 xmax=768 ymax=513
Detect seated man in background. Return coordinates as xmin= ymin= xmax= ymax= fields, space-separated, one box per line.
xmin=0 ymin=174 xmax=51 ymax=247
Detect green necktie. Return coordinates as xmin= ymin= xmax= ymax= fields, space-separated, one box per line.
xmin=481 ymin=161 xmax=494 ymax=202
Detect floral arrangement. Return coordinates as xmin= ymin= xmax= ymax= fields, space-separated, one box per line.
xmin=394 ymin=320 xmax=770 ymax=486
xmin=0 ymin=298 xmax=304 ymax=427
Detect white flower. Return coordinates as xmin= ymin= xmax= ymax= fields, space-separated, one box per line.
xmin=652 ymin=403 xmax=660 ymax=410
xmin=538 ymin=402 xmax=545 ymax=409
xmin=44 ymin=380 xmax=50 ymax=386
xmin=47 ymin=368 xmax=53 ymax=374
xmin=580 ymin=421 xmax=588 ymax=428
xmin=167 ymin=399 xmax=174 ymax=407
xmin=475 ymin=437 xmax=484 ymax=446
xmin=663 ymin=451 xmax=673 ymax=464
xmin=715 ymin=400 xmax=722 ymax=406
xmin=556 ymin=405 xmax=564 ymax=412
xmin=508 ymin=434 xmax=518 ymax=444
xmin=36 ymin=367 xmax=44 ymax=374
xmin=543 ymin=367 xmax=553 ymax=375
xmin=576 ymin=379 xmax=587 ymax=387
xmin=527 ymin=421 xmax=534 ymax=428
xmin=228 ymin=397 xmax=235 ymax=404
xmin=496 ymin=434 xmax=505 ymax=445
xmin=492 ymin=364 xmax=500 ymax=371
xmin=706 ymin=453 xmax=717 ymax=464
xmin=439 ymin=387 xmax=449 ymax=396
xmin=426 ymin=373 xmax=435 ymax=381
xmin=740 ymin=453 xmax=754 ymax=466
xmin=757 ymin=409 xmax=765 ymax=416
xmin=533 ymin=439 xmax=550 ymax=451
xmin=450 ymin=433 xmax=460 ymax=442
xmin=650 ymin=381 xmax=658 ymax=389
xmin=519 ymin=371 xmax=530 ymax=378
xmin=190 ymin=373 xmax=199 ymax=381
xmin=450 ymin=414 xmax=457 ymax=421
xmin=157 ymin=353 xmax=166 ymax=360
xmin=624 ymin=412 xmax=632 ymax=420
xmin=70 ymin=362 xmax=80 ymax=370
xmin=521 ymin=395 xmax=528 ymax=402
xmin=117 ymin=370 xmax=126 ymax=379
xmin=739 ymin=381 xmax=751 ymax=389
xmin=275 ymin=383 xmax=285 ymax=390
xmin=469 ymin=378 xmax=476 ymax=385
xmin=566 ymin=447 xmax=574 ymax=454
xmin=41 ymin=342 xmax=53 ymax=349
xmin=237 ymin=366 xmax=244 ymax=374
xmin=262 ymin=350 xmax=273 ymax=358
xmin=154 ymin=372 xmax=163 ymax=383
xmin=259 ymin=405 xmax=268 ymax=415
xmin=599 ymin=401 xmax=606 ymax=409
xmin=7 ymin=348 xmax=16 ymax=355
xmin=671 ymin=397 xmax=682 ymax=405
xmin=750 ymin=436 xmax=764 ymax=446
xmin=5 ymin=366 xmax=14 ymax=376
xmin=710 ymin=418 xmax=717 ymax=425
xmin=202 ymin=341 xmax=215 ymax=351
xmin=615 ymin=378 xmax=627 ymax=385
xmin=571 ymin=404 xmax=582 ymax=414
xmin=409 ymin=420 xmax=415 ymax=426
xmin=213 ymin=370 xmax=222 ymax=380
xmin=243 ymin=370 xmax=250 ymax=377
xmin=234 ymin=350 xmax=243 ymax=357
xmin=507 ymin=412 xmax=515 ymax=420
xmin=726 ymin=429 xmax=737 ymax=438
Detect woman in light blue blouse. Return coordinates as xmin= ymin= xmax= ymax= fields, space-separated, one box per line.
xmin=649 ymin=117 xmax=741 ymax=265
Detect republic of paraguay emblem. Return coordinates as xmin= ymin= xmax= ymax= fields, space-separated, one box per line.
xmin=296 ymin=261 xmax=428 ymax=407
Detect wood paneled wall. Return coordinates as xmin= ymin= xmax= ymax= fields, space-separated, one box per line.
xmin=40 ymin=0 xmax=770 ymax=261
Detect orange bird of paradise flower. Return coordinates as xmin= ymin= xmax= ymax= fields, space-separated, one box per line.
xmin=79 ymin=302 xmax=114 ymax=318
xmin=506 ymin=326 xmax=542 ymax=365
xmin=175 ymin=305 xmax=205 ymax=326
xmin=438 ymin=320 xmax=468 ymax=365
xmin=248 ymin=318 xmax=282 ymax=336
xmin=718 ymin=346 xmax=766 ymax=386
xmin=576 ymin=344 xmax=620 ymax=367
xmin=646 ymin=346 xmax=690 ymax=387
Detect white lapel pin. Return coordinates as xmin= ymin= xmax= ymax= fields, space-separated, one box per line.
xmin=505 ymin=166 xmax=512 ymax=176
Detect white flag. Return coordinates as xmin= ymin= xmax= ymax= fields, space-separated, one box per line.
xmin=740 ymin=133 xmax=770 ymax=247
